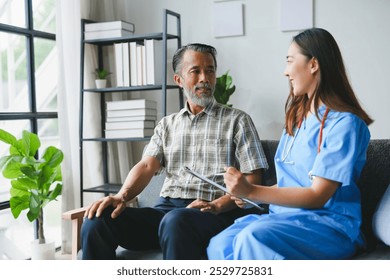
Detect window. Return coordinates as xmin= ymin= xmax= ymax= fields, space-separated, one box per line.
xmin=0 ymin=0 xmax=59 ymax=259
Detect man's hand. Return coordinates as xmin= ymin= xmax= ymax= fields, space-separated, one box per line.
xmin=187 ymin=194 xmax=238 ymax=214
xmin=84 ymin=194 xmax=126 ymax=219
xmin=187 ymin=199 xmax=219 ymax=214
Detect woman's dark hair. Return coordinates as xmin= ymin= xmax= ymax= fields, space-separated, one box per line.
xmin=172 ymin=43 xmax=217 ymax=74
xmin=284 ymin=28 xmax=373 ymax=135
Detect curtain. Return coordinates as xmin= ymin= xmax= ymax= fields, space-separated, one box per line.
xmin=57 ymin=0 xmax=133 ymax=254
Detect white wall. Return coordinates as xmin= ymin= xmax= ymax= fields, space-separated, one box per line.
xmin=110 ymin=0 xmax=390 ymax=140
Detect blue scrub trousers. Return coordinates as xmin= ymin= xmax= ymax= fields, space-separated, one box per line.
xmin=207 ymin=213 xmax=362 ymax=260
xmin=81 ymin=197 xmax=261 ymax=259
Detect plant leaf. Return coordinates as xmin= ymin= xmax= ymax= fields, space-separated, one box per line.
xmin=2 ymin=160 xmax=24 ymax=179
xmin=48 ymin=183 xmax=62 ymax=201
xmin=27 ymin=209 xmax=39 ymax=222
xmin=53 ymin=165 xmax=62 ymax=182
xmin=22 ymin=130 xmax=40 ymax=157
xmin=0 ymin=155 xmax=12 ymax=170
xmin=20 ymin=165 xmax=38 ymax=179
xmin=0 ymin=129 xmax=19 ymax=147
xmin=213 ymin=70 xmax=235 ymax=106
xmin=10 ymin=195 xmax=30 ymax=219
xmin=29 ymin=190 xmax=40 ymax=216
xmin=42 ymin=146 xmax=64 ymax=168
xmin=10 ymin=179 xmax=32 ymax=197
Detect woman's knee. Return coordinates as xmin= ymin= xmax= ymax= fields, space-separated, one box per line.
xmin=235 ymin=223 xmax=271 ymax=245
xmin=207 ymin=234 xmax=229 ymax=259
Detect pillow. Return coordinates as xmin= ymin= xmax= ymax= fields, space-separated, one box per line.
xmin=372 ymin=184 xmax=390 ymax=245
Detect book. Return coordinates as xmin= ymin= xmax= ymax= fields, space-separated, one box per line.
xmin=105 ymin=128 xmax=154 ymax=139
xmin=106 ymin=115 xmax=157 ymax=122
xmin=122 ymin=42 xmax=130 ymax=87
xmin=106 ymin=99 xmax=157 ymax=110
xmin=145 ymin=39 xmax=163 ymax=85
xmin=84 ymin=29 xmax=134 ymax=40
xmin=129 ymin=42 xmax=138 ymax=86
xmin=142 ymin=44 xmax=147 ymax=86
xmin=105 ymin=120 xmax=155 ymax=130
xmin=183 ymin=166 xmax=264 ymax=211
xmin=114 ymin=43 xmax=123 ymax=87
xmin=85 ymin=20 xmax=135 ymax=32
xmin=136 ymin=44 xmax=144 ymax=86
xmin=106 ymin=108 xmax=157 ymax=118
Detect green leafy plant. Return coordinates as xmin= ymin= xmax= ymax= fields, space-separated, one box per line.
xmin=214 ymin=70 xmax=236 ymax=107
xmin=0 ymin=129 xmax=63 ymax=244
xmin=94 ymin=68 xmax=111 ymax=79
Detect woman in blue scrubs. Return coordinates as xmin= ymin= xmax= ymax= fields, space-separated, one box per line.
xmin=207 ymin=28 xmax=374 ymax=260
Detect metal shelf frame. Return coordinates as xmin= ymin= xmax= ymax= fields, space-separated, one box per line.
xmin=79 ymin=9 xmax=182 ymax=205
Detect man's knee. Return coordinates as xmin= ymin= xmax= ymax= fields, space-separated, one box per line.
xmin=159 ymin=208 xmax=196 ymax=233
xmin=81 ymin=206 xmax=115 ymax=237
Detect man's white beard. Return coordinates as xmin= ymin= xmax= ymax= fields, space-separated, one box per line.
xmin=183 ymin=84 xmax=215 ymax=107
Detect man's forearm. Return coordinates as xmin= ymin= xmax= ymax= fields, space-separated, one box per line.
xmin=117 ymin=156 xmax=160 ymax=202
xmin=245 ymin=169 xmax=263 ymax=185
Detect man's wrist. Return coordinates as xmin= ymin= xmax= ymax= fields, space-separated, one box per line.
xmin=115 ymin=191 xmax=128 ymax=202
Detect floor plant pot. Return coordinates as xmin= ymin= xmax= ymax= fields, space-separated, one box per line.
xmin=95 ymin=79 xmax=107 ymax=88
xmin=30 ymin=240 xmax=55 ymax=260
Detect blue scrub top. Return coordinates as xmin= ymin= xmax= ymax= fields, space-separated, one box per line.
xmin=273 ymin=106 xmax=370 ymax=241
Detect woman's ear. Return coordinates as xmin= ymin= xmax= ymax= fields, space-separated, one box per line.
xmin=310 ymin=57 xmax=319 ymax=74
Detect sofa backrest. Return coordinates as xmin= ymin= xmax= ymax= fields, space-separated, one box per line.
xmin=358 ymin=139 xmax=390 ymax=250
xmin=260 ymin=140 xmax=279 ymax=186
xmin=138 ymin=173 xmax=165 ymax=208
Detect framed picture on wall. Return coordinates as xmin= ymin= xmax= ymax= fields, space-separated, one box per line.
xmin=280 ymin=0 xmax=313 ymax=32
xmin=212 ymin=1 xmax=244 ymax=38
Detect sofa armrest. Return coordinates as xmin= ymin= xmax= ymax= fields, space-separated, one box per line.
xmin=62 ymin=207 xmax=87 ymax=260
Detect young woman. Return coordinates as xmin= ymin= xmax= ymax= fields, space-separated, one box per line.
xmin=207 ymin=28 xmax=373 ymax=260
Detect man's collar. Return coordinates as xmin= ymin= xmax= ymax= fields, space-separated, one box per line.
xmin=178 ymin=99 xmax=219 ymax=118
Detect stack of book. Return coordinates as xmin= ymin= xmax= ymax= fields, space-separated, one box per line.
xmin=84 ymin=20 xmax=135 ymax=40
xmin=105 ymin=99 xmax=157 ymax=139
xmin=114 ymin=39 xmax=163 ymax=87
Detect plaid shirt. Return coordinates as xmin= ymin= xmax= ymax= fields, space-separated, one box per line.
xmin=143 ymin=100 xmax=268 ymax=201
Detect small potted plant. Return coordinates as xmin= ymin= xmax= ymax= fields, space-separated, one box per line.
xmin=94 ymin=68 xmax=111 ymax=88
xmin=214 ymin=70 xmax=236 ymax=107
xmin=0 ymin=129 xmax=63 ymax=259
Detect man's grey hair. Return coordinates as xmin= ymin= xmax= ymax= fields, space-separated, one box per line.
xmin=172 ymin=43 xmax=217 ymax=74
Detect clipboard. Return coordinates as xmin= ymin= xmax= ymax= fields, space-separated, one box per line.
xmin=183 ymin=166 xmax=264 ymax=211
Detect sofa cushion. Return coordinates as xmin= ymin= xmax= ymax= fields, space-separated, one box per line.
xmin=372 ymin=184 xmax=390 ymax=245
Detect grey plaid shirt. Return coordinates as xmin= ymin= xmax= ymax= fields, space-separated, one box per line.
xmin=143 ymin=100 xmax=268 ymax=201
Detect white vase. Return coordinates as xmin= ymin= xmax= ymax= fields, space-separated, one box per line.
xmin=95 ymin=79 xmax=107 ymax=88
xmin=30 ymin=239 xmax=55 ymax=260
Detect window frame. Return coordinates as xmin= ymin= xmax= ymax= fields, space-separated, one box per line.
xmin=0 ymin=0 xmax=57 ymax=234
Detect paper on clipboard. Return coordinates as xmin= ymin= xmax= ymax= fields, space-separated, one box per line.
xmin=183 ymin=166 xmax=264 ymax=211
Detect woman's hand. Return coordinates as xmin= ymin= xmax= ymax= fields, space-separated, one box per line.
xmin=223 ymin=167 xmax=255 ymax=199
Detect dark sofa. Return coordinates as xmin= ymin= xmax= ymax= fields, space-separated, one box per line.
xmin=64 ymin=139 xmax=390 ymax=260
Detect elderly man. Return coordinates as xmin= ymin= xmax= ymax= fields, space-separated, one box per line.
xmin=81 ymin=43 xmax=268 ymax=260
